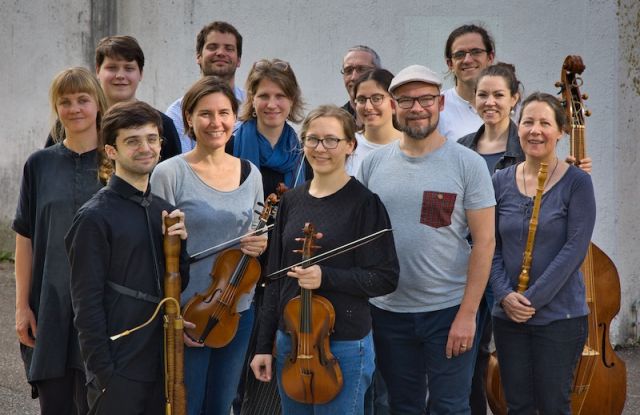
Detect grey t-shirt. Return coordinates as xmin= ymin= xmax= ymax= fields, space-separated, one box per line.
xmin=358 ymin=139 xmax=495 ymax=312
xmin=150 ymin=155 xmax=263 ymax=311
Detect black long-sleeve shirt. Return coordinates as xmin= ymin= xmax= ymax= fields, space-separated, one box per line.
xmin=65 ymin=175 xmax=189 ymax=389
xmin=255 ymin=177 xmax=399 ymax=354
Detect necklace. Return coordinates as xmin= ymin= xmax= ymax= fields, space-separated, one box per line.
xmin=522 ymin=158 xmax=559 ymax=197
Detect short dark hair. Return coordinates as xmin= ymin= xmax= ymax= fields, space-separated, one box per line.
xmin=519 ymin=92 xmax=568 ymax=132
xmin=181 ymin=76 xmax=238 ymax=139
xmin=95 ymin=35 xmax=145 ymax=71
xmin=476 ymin=62 xmax=522 ymax=105
xmin=196 ymin=21 xmax=243 ymax=58
xmin=98 ymin=101 xmax=162 ymax=183
xmin=445 ymin=24 xmax=495 ymax=60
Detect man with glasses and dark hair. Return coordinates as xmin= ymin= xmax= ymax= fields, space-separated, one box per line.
xmin=357 ymin=65 xmax=495 ymax=414
xmin=166 ymin=21 xmax=246 ymax=152
xmin=439 ymin=24 xmax=495 ymax=140
xmin=340 ymin=45 xmax=381 ymax=119
xmin=66 ymin=101 xmax=190 ymax=414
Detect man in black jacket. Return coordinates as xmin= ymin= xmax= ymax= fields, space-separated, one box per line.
xmin=66 ymin=101 xmax=189 ymax=415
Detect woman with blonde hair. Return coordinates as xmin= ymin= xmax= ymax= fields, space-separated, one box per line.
xmin=13 ymin=66 xmax=107 ymax=414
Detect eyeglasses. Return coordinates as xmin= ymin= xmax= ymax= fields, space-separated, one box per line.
xmin=253 ymin=59 xmax=290 ymax=72
xmin=451 ymin=48 xmax=487 ymax=61
xmin=355 ymin=94 xmax=386 ymax=106
xmin=394 ymin=95 xmax=439 ymax=109
xmin=341 ymin=65 xmax=374 ymax=76
xmin=118 ymin=135 xmax=163 ymax=150
xmin=303 ymin=135 xmax=346 ymax=149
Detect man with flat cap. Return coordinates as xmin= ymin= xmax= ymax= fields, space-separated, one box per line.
xmin=357 ymin=65 xmax=496 ymax=414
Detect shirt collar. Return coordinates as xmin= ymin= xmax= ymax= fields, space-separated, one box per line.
xmin=107 ymin=174 xmax=152 ymax=204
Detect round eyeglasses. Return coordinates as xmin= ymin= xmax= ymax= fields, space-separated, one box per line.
xmin=302 ymin=135 xmax=346 ymax=149
xmin=355 ymin=94 xmax=386 ymax=107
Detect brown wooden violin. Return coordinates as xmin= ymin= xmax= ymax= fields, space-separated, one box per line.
xmin=182 ymin=193 xmax=279 ymax=348
xmin=281 ymin=223 xmax=343 ymax=404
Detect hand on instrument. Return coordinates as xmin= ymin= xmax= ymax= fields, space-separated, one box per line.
xmin=15 ymin=306 xmax=37 ymax=347
xmin=565 ymin=156 xmax=592 ymax=174
xmin=501 ymin=292 xmax=536 ymax=323
xmin=183 ymin=320 xmax=204 ymax=348
xmin=446 ymin=310 xmax=476 ymax=359
xmin=240 ymin=234 xmax=268 ymax=258
xmin=250 ymin=354 xmax=273 ymax=382
xmin=288 ymin=265 xmax=322 ymax=290
xmin=162 ymin=209 xmax=188 ymax=240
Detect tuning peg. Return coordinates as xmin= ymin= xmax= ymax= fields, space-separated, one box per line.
xmin=581 ymin=93 xmax=589 ymax=100
xmin=555 ymin=81 xmax=563 ymax=88
xmin=585 ymin=110 xmax=592 ymax=117
xmin=256 ymin=202 xmax=264 ymax=207
xmin=254 ymin=210 xmax=261 ymax=215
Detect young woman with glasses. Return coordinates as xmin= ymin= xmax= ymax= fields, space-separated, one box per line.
xmin=250 ymin=105 xmax=399 ymax=414
xmin=345 ymin=69 xmax=401 ymax=176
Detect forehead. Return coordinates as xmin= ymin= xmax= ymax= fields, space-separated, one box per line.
xmin=393 ymin=81 xmax=440 ymax=97
xmin=355 ymin=79 xmax=387 ymax=95
xmin=57 ymin=91 xmax=93 ymax=100
xmin=256 ymin=78 xmax=285 ymax=94
xmin=477 ymin=75 xmax=509 ymax=90
xmin=521 ymin=101 xmax=556 ymax=119
xmin=451 ymin=32 xmax=486 ymax=52
xmin=307 ymin=116 xmax=344 ymax=134
xmin=116 ymin=123 xmax=159 ymax=139
xmin=195 ymin=92 xmax=234 ymax=109
xmin=343 ymin=51 xmax=374 ymax=67
xmin=99 ymin=56 xmax=140 ymax=69
xmin=204 ymin=31 xmax=238 ymax=48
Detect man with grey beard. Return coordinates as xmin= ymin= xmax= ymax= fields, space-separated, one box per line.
xmin=166 ymin=21 xmax=246 ymax=152
xmin=357 ymin=65 xmax=496 ymax=414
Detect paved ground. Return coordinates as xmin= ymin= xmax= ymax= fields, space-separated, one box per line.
xmin=0 ymin=261 xmax=637 ymax=414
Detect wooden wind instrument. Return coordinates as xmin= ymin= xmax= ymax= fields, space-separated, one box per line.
xmin=516 ymin=162 xmax=548 ymax=293
xmin=163 ymin=216 xmax=186 ymax=415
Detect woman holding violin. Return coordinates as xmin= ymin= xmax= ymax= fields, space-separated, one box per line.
xmin=490 ymin=92 xmax=596 ymax=414
xmin=250 ymin=105 xmax=399 ymax=414
xmin=150 ymin=76 xmax=266 ymax=415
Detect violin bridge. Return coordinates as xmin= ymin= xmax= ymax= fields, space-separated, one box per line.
xmin=297 ymin=354 xmax=314 ymax=359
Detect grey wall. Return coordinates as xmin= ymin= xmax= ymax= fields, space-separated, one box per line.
xmin=1 ymin=0 xmax=638 ymax=343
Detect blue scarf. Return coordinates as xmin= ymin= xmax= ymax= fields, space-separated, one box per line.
xmin=233 ymin=119 xmax=305 ymax=188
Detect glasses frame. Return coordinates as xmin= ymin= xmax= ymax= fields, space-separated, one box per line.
xmin=302 ymin=135 xmax=347 ymax=150
xmin=253 ymin=59 xmax=290 ymax=72
xmin=355 ymin=94 xmax=386 ymax=107
xmin=394 ymin=95 xmax=440 ymax=109
xmin=450 ymin=48 xmax=487 ymax=61
xmin=114 ymin=136 xmax=164 ymax=150
xmin=340 ymin=65 xmax=375 ymax=76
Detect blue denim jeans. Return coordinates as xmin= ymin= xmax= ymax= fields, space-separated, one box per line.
xmin=274 ymin=330 xmax=375 ymax=415
xmin=492 ymin=316 xmax=587 ymax=415
xmin=184 ymin=304 xmax=254 ymax=415
xmin=371 ymin=304 xmax=476 ymax=415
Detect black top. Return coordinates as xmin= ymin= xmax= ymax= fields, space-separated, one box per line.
xmin=12 ymin=143 xmax=103 ymax=382
xmin=255 ymin=177 xmax=399 ymax=354
xmin=45 ymin=109 xmax=182 ymax=161
xmin=65 ymin=175 xmax=189 ymax=389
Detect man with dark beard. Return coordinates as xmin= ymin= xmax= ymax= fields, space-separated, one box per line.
xmin=166 ymin=21 xmax=246 ymax=152
xmin=357 ymin=65 xmax=496 ymax=414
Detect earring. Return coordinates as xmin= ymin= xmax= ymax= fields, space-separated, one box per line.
xmin=252 ymin=110 xmax=257 ymax=118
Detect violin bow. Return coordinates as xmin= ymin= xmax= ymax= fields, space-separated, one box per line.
xmin=266 ymin=228 xmax=393 ymax=279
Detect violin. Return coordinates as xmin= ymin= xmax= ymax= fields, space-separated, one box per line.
xmin=281 ymin=223 xmax=343 ymax=404
xmin=182 ymin=193 xmax=279 ymax=348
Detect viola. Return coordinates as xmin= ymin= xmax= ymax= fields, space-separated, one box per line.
xmin=281 ymin=223 xmax=343 ymax=404
xmin=182 ymin=193 xmax=279 ymax=348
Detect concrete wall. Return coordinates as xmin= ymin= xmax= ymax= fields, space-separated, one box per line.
xmin=1 ymin=0 xmax=638 ymax=343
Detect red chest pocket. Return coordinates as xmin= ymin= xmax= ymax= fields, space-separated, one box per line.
xmin=420 ymin=191 xmax=457 ymax=228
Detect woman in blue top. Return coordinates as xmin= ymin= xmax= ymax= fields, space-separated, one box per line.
xmin=490 ymin=92 xmax=596 ymax=414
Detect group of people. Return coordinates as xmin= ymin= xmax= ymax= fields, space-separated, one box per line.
xmin=13 ymin=19 xmax=597 ymax=415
